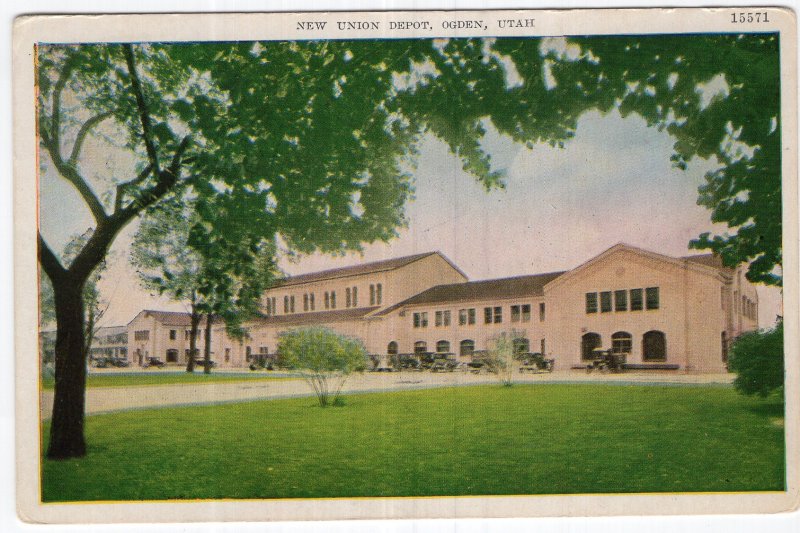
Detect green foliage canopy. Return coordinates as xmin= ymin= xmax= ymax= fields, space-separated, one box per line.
xmin=277 ymin=327 xmax=367 ymax=407
xmin=728 ymin=321 xmax=784 ymax=398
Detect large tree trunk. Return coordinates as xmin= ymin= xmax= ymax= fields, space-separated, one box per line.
xmin=203 ymin=314 xmax=212 ymax=374
xmin=186 ymin=296 xmax=200 ymax=373
xmin=47 ymin=278 xmax=88 ymax=459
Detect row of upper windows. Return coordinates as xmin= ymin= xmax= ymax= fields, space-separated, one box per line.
xmin=412 ymin=303 xmax=544 ymax=328
xmin=264 ymin=283 xmax=384 ymax=315
xmin=735 ymin=290 xmax=757 ymax=320
xmin=586 ymin=287 xmax=659 ymax=314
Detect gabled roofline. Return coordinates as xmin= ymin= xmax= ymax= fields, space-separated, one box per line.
xmin=543 ymin=243 xmax=729 ymax=292
xmin=272 ymin=250 xmax=468 ymax=288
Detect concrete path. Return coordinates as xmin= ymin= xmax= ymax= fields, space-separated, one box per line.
xmin=39 ymin=370 xmax=734 ymax=420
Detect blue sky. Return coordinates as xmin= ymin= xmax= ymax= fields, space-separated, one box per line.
xmin=39 ymin=87 xmax=782 ymax=328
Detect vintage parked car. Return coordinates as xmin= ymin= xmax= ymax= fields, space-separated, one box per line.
xmin=518 ymin=352 xmax=555 ymax=373
xmin=143 ymin=357 xmax=165 ymax=368
xmin=585 ymin=349 xmax=626 ymax=373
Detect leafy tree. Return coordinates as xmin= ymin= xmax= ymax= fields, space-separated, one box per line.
xmin=131 ymin=197 xmax=279 ymax=373
xmin=483 ymin=330 xmax=527 ymax=386
xmin=555 ymin=34 xmax=782 ymax=284
xmin=728 ymin=320 xmax=784 ymax=398
xmin=277 ymin=327 xmax=367 ymax=407
xmin=38 ymin=35 xmax=781 ymax=458
xmin=130 ymin=199 xmax=204 ymax=372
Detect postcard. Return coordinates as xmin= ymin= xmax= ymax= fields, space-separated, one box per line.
xmin=12 ymin=7 xmax=798 ymax=523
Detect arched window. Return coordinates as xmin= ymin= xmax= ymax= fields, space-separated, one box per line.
xmin=611 ymin=331 xmax=632 ymax=355
xmin=642 ymin=331 xmax=666 ymax=361
xmin=581 ymin=333 xmax=602 ymax=360
xmin=460 ymin=339 xmax=475 ymax=356
xmin=436 ymin=340 xmax=450 ymax=353
xmin=414 ymin=341 xmax=427 ymax=355
xmin=513 ymin=337 xmax=530 ymax=355
xmin=387 ymin=341 xmax=398 ymax=356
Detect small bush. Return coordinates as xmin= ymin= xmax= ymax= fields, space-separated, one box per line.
xmin=728 ymin=320 xmax=784 ymax=398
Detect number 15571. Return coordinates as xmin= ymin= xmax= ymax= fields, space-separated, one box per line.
xmin=731 ymin=12 xmax=770 ymax=23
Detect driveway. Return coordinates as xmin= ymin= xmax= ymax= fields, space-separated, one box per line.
xmin=39 ymin=370 xmax=734 ymax=420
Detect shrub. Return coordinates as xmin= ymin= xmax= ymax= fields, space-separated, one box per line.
xmin=728 ymin=320 xmax=784 ymax=398
xmin=277 ymin=327 xmax=367 ymax=407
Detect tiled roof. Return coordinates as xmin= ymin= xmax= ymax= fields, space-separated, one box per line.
xmin=682 ymin=253 xmax=730 ymax=270
xmin=374 ymin=271 xmax=565 ymax=316
xmin=251 ymin=306 xmax=381 ymax=327
xmin=273 ymin=251 xmax=450 ymax=287
xmin=138 ymin=310 xmax=216 ymax=327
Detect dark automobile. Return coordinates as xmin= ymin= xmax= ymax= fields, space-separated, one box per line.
xmin=143 ymin=357 xmax=165 ymax=368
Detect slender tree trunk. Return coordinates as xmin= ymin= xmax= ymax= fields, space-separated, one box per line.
xmin=47 ymin=279 xmax=88 ymax=459
xmin=186 ymin=295 xmax=200 ymax=373
xmin=203 ymin=313 xmax=212 ymax=374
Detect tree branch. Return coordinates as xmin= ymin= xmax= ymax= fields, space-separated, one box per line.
xmin=116 ymin=136 xmax=190 ymax=221
xmin=123 ymin=44 xmax=161 ymax=174
xmin=42 ymin=55 xmax=108 ymax=223
xmin=41 ymin=137 xmax=108 ymax=223
xmin=68 ymin=112 xmax=113 ymax=165
xmin=38 ymin=232 xmax=66 ymax=282
xmin=114 ymin=164 xmax=153 ymax=213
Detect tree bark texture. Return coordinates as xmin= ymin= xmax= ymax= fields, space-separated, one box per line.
xmin=46 ymin=279 xmax=88 ymax=459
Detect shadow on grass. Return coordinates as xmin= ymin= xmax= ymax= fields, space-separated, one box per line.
xmin=745 ymin=400 xmax=785 ymax=419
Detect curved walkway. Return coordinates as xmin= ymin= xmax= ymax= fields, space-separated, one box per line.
xmin=39 ymin=370 xmax=734 ymax=420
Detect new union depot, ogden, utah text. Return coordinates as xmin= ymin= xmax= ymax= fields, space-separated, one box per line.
xmin=117 ymin=243 xmax=760 ymax=373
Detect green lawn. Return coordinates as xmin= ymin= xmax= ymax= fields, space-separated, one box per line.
xmin=41 ymin=371 xmax=296 ymax=390
xmin=40 ymin=384 xmax=785 ymax=502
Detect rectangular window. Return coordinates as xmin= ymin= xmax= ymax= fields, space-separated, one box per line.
xmin=324 ymin=292 xmax=330 ymax=309
xmin=600 ymin=291 xmax=612 ymax=313
xmin=330 ymin=291 xmax=336 ymax=309
xmin=290 ymin=295 xmax=295 ymax=313
xmin=646 ymin=287 xmax=660 ymax=310
xmin=303 ymin=294 xmax=309 ymax=312
xmin=352 ymin=287 xmax=358 ymax=307
xmin=376 ymin=284 xmax=382 ymax=305
xmin=494 ymin=306 xmax=502 ymax=324
xmin=484 ymin=307 xmax=493 ymax=324
xmin=511 ymin=305 xmax=521 ymax=323
xmin=435 ymin=311 xmax=443 ymax=327
xmin=369 ymin=284 xmax=375 ymax=305
xmin=443 ymin=310 xmax=450 ymax=326
xmin=134 ymin=330 xmax=149 ymax=341
xmin=586 ymin=292 xmax=598 ymax=313
xmin=284 ymin=295 xmax=289 ymax=313
xmin=169 ymin=329 xmax=176 ymax=340
xmin=614 ymin=290 xmax=627 ymax=312
xmin=630 ymin=288 xmax=643 ymax=311
xmin=346 ymin=288 xmax=351 ymax=308
xmin=460 ymin=308 xmax=475 ymax=325
xmin=271 ymin=297 xmax=276 ymax=315
xmin=540 ymin=338 xmax=546 ymax=354
xmin=413 ymin=313 xmax=420 ymax=328
xmin=414 ymin=312 xmax=428 ymax=328
xmin=538 ymin=303 xmax=544 ymax=322
xmin=184 ymin=330 xmax=190 ymax=340
xmin=309 ymin=293 xmax=315 ymax=311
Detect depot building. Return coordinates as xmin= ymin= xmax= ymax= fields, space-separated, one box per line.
xmin=127 ymin=243 xmax=759 ymax=373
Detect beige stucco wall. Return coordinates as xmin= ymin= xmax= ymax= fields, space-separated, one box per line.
xmin=128 ymin=312 xmax=214 ymax=366
xmin=380 ymin=296 xmax=546 ymax=359
xmin=543 ymin=248 xmax=734 ymax=372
